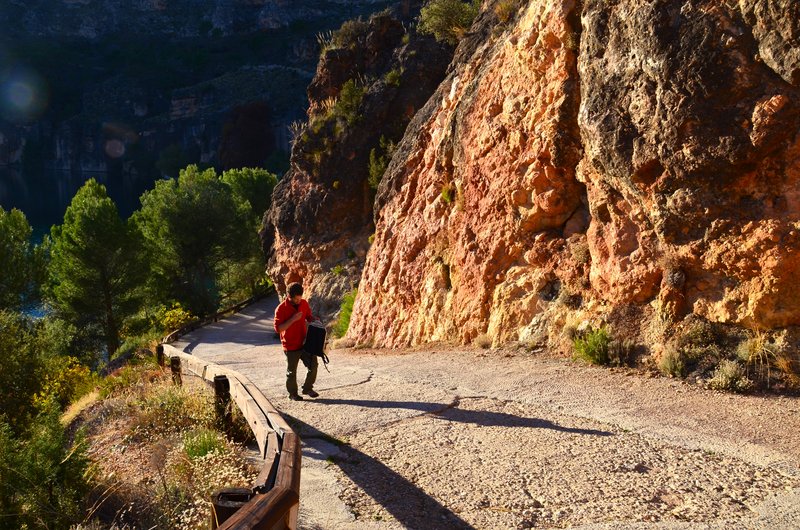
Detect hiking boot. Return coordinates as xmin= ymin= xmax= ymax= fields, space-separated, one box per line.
xmin=288 ymin=394 xmax=304 ymax=401
xmin=302 ymin=389 xmax=319 ymax=398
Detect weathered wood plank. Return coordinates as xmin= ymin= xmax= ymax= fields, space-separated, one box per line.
xmin=217 ymin=487 xmax=298 ymax=530
xmin=255 ymin=432 xmax=280 ymax=490
xmin=275 ymin=433 xmax=301 ymax=493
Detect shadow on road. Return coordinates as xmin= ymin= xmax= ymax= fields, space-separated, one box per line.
xmin=312 ymin=398 xmax=614 ymax=436
xmin=285 ymin=414 xmax=477 ymax=530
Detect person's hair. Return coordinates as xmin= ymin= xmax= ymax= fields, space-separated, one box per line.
xmin=287 ymin=282 xmax=304 ymax=298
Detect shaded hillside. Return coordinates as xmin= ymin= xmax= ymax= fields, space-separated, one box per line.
xmin=0 ymin=1 xmax=393 ymax=182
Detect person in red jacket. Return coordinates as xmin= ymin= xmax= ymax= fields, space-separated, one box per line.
xmin=274 ymin=282 xmax=319 ymax=400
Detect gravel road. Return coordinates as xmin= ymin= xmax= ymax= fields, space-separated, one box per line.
xmin=175 ymin=298 xmax=800 ymax=529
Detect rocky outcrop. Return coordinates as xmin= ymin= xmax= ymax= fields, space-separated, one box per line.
xmin=261 ymin=8 xmax=452 ymax=314
xmin=344 ymin=0 xmax=800 ymax=350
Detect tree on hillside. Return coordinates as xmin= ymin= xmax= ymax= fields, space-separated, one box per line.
xmin=0 ymin=311 xmax=45 ymax=433
xmin=47 ymin=179 xmax=145 ymax=358
xmin=0 ymin=208 xmax=46 ymax=311
xmin=220 ymin=167 xmax=278 ymax=223
xmin=134 ymin=165 xmax=264 ymax=316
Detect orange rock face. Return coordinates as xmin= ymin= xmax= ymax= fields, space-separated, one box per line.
xmin=347 ymin=0 xmax=800 ymax=349
xmin=261 ymin=12 xmax=452 ymax=315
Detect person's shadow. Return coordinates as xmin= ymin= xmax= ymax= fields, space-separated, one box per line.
xmin=285 ymin=413 xmax=478 ymax=529
xmin=312 ymin=398 xmax=614 ymax=436
xmin=284 ymin=401 xmax=612 ymax=528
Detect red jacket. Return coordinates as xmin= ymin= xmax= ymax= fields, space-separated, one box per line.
xmin=274 ymin=298 xmax=315 ymax=351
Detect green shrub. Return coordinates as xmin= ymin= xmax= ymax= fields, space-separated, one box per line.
xmin=330 ymin=18 xmax=369 ymax=50
xmin=419 ymin=0 xmax=481 ymax=45
xmin=333 ymin=289 xmax=358 ymax=338
xmin=334 ymin=79 xmax=365 ymax=126
xmin=0 ymin=406 xmax=92 ymax=529
xmin=670 ymin=320 xmax=723 ymax=375
xmin=368 ymin=136 xmax=396 ymax=190
xmin=658 ymin=348 xmax=685 ymax=378
xmin=709 ymin=360 xmax=753 ymax=393
xmin=495 ymin=0 xmax=519 ymax=23
xmin=158 ymin=302 xmax=196 ymax=334
xmin=183 ymin=428 xmax=226 ymax=460
xmin=441 ymin=183 xmax=455 ymax=204
xmin=331 ymin=264 xmax=345 ymax=276
xmin=384 ymin=67 xmax=403 ymax=87
xmin=572 ymin=326 xmax=612 ymax=365
xmin=35 ymin=356 xmax=98 ymax=410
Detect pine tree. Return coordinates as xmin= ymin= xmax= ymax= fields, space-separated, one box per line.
xmin=48 ymin=179 xmax=144 ymax=358
xmin=134 ymin=165 xmax=261 ymax=316
xmin=0 ymin=207 xmax=44 ymax=310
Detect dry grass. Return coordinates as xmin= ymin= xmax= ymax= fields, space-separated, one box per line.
xmin=709 ymin=360 xmax=753 ymax=393
xmin=658 ymin=348 xmax=685 ymax=378
xmin=474 ymin=334 xmax=493 ymax=349
xmin=62 ymin=390 xmax=101 ymax=426
xmin=736 ymin=331 xmax=777 ymax=388
xmin=79 ymin=366 xmax=258 ymax=529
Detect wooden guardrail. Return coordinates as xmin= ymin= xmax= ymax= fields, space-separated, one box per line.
xmin=160 ymin=345 xmax=300 ymax=529
xmin=158 ymin=289 xmax=301 ymax=529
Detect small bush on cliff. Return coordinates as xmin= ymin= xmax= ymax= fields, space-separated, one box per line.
xmin=419 ymin=0 xmax=481 ymax=46
xmin=384 ymin=67 xmax=403 ymax=87
xmin=441 ymin=182 xmax=456 ymax=204
xmin=330 ymin=18 xmax=370 ymax=51
xmin=333 ymin=289 xmax=358 ymax=338
xmin=368 ymin=136 xmax=397 ymax=190
xmin=334 ymin=80 xmax=365 ymax=126
xmin=572 ymin=325 xmax=613 ymax=366
xmin=495 ymin=0 xmax=520 ymax=24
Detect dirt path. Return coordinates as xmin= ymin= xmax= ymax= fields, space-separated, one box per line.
xmin=174 ymin=298 xmax=800 ymax=529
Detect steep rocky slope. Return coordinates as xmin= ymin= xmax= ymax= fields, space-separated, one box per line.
xmin=341 ymin=0 xmax=800 ymax=352
xmin=262 ymin=7 xmax=452 ymax=313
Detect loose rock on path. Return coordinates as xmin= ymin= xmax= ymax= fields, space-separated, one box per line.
xmin=175 ymin=298 xmax=800 ymax=529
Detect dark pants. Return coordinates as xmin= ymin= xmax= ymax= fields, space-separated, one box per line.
xmin=285 ymin=349 xmax=318 ymax=396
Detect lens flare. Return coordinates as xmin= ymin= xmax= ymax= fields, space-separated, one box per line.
xmin=1 ymin=70 xmax=48 ymax=121
xmin=104 ymin=139 xmax=126 ymax=158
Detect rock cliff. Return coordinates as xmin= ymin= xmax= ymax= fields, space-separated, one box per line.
xmin=261 ymin=8 xmax=452 ymax=314
xmin=337 ymin=0 xmax=800 ymax=351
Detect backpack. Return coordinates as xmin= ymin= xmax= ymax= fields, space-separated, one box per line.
xmin=304 ymin=321 xmax=330 ymax=370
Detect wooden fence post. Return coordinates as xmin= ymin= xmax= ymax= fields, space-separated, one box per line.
xmin=214 ymin=375 xmax=232 ymax=434
xmin=156 ymin=344 xmax=165 ymax=367
xmin=170 ymin=356 xmax=182 ymax=386
xmin=210 ymin=488 xmax=253 ymax=529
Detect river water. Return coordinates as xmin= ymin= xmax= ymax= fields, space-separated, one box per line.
xmin=0 ymin=166 xmax=160 ymax=241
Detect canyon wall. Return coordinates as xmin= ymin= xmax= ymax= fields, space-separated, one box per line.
xmin=343 ymin=0 xmax=800 ymax=351
xmin=262 ymin=9 xmax=452 ymax=314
